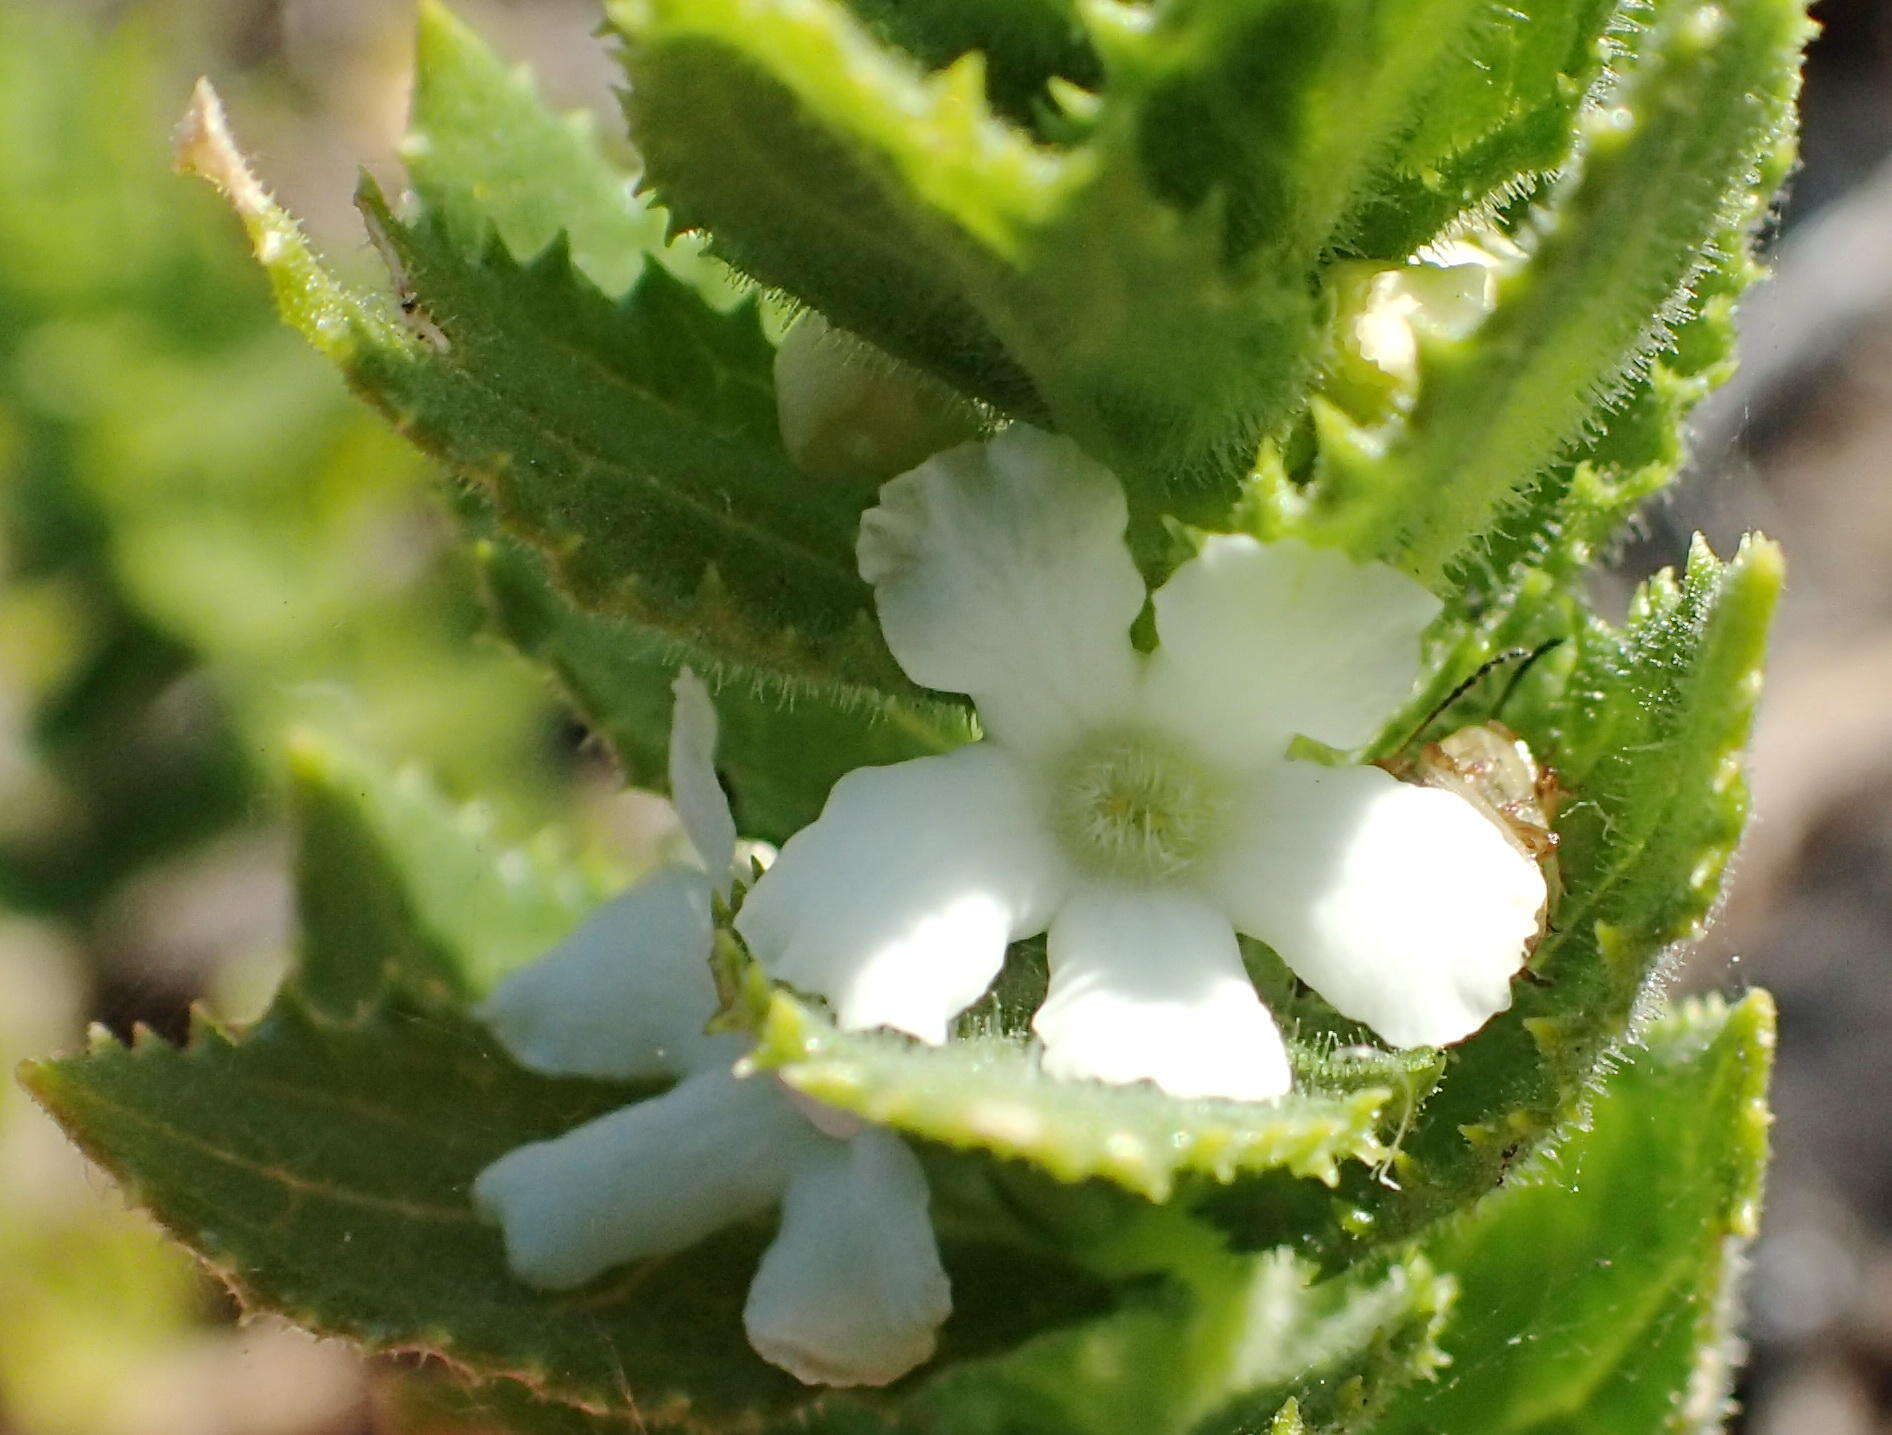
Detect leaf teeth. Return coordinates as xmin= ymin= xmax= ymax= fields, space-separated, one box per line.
xmin=753 ymin=988 xmax=1392 ymax=1202
xmin=1045 ymin=75 xmax=1103 ymax=123
xmin=185 ymin=1005 xmax=235 ymax=1049
xmin=1075 ymin=0 xmax=1156 ymax=72
xmin=84 ymin=1022 xmax=124 ymax=1054
xmin=190 ymin=31 xmax=918 ymax=709
xmin=31 ymin=903 xmax=1120 ymax=1420
xmin=129 ymin=1023 xmax=174 ymax=1054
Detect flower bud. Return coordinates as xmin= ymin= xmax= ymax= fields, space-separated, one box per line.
xmin=1325 ymin=243 xmax=1507 ymax=424
xmin=773 ymin=313 xmax=983 ymax=486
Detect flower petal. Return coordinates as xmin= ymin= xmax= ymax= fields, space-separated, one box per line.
xmin=744 ymin=1127 xmax=951 ymax=1387
xmin=670 ymin=667 xmax=737 ymax=894
xmin=736 ymin=743 xmax=1070 ymax=1043
xmin=858 ymin=425 xmax=1143 ymax=752
xmin=1205 ymin=762 xmax=1545 ymax=1048
xmin=1146 ymin=537 xmax=1440 ymax=767
xmin=472 ymin=1068 xmax=819 ymax=1290
xmin=1035 ymin=884 xmax=1292 ymax=1102
xmin=480 ymin=867 xmax=739 ymax=1081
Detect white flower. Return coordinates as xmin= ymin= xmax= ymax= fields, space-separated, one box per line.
xmin=736 ymin=427 xmax=1547 ymax=1103
xmin=471 ymin=671 xmax=952 ymax=1388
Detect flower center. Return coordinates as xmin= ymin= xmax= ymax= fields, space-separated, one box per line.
xmin=1053 ymin=728 xmax=1226 ymax=882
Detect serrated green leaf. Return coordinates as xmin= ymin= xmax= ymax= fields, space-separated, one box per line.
xmin=748 ymin=989 xmax=1391 ymax=1202
xmin=353 ymin=179 xmax=888 ymax=676
xmin=19 ymin=994 xmax=789 ymax=1425
xmin=613 ymin=0 xmax=1060 ymax=409
xmin=23 ymin=773 xmax=1117 ymax=1428
xmin=1469 ymin=203 xmax=1769 ymax=597
xmin=21 ymin=994 xmax=1120 ymax=1430
xmin=175 ymin=84 xmax=909 ymax=707
xmin=1202 ymin=535 xmax=1780 ymax=1260
xmin=405 ymin=0 xmax=735 ymax=306
xmin=836 ymin=0 xmax=1101 ymax=129
xmin=1355 ymin=209 xmax=1765 ymax=764
xmin=1405 ymin=537 xmax=1781 ymax=1239
xmin=475 ymin=529 xmax=973 ymax=845
xmin=397 ymin=11 xmax=980 ymax=825
xmin=1367 ymin=992 xmax=1773 ymax=1435
xmin=1310 ymin=0 xmax=1809 ymax=586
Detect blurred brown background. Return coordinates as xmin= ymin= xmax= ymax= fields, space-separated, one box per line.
xmin=1 ymin=1 xmax=1889 ymax=1431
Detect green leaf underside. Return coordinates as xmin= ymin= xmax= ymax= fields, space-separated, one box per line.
xmin=619 ymin=0 xmax=1505 ymax=500
xmin=1311 ymin=0 xmax=1809 ymax=584
xmin=1370 ymin=992 xmax=1774 ymax=1434
xmin=749 ymin=990 xmax=1390 ymax=1202
xmin=606 ymin=0 xmax=1795 ymax=536
xmin=616 ymin=12 xmax=1045 ymax=411
xmin=1202 ymin=535 xmax=1780 ymax=1259
xmin=174 ymin=84 xmax=913 ymax=708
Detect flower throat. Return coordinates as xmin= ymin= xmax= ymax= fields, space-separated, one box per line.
xmin=1053 ymin=729 xmax=1226 ymax=882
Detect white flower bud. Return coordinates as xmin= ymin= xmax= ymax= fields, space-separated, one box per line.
xmin=773 ymin=313 xmax=982 ymax=485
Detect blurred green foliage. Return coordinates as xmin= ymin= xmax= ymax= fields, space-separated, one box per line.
xmin=0 ymin=6 xmax=567 ymax=1430
xmin=0 ymin=925 xmax=207 ymax=1435
xmin=0 ymin=1 xmax=561 ymax=933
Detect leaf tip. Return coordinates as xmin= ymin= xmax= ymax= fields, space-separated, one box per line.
xmin=13 ymin=1055 xmax=56 ymax=1101
xmin=414 ymin=0 xmax=462 ymax=44
xmin=174 ymin=79 xmax=270 ymax=225
xmin=1731 ymin=529 xmax=1786 ymax=584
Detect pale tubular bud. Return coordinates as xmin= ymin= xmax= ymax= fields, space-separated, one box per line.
xmin=773 ymin=313 xmax=983 ymax=486
xmin=1351 ymin=262 xmax=1494 ymax=381
xmin=1326 ymin=243 xmax=1508 ymax=422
